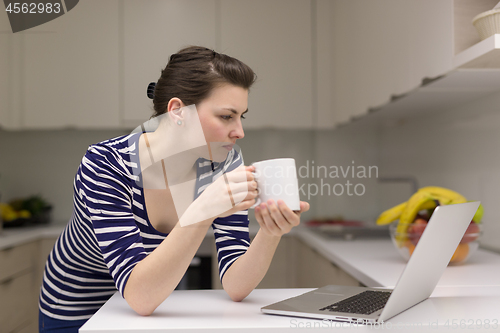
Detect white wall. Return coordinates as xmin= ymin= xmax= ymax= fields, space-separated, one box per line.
xmin=0 ymin=130 xmax=127 ymax=223
xmin=313 ymin=122 xmax=380 ymax=222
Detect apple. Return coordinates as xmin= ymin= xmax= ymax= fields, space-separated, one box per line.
xmin=409 ymin=221 xmax=427 ymax=246
xmin=460 ymin=221 xmax=480 ymax=244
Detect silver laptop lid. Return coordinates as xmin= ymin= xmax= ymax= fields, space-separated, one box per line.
xmin=379 ymin=201 xmax=480 ymax=322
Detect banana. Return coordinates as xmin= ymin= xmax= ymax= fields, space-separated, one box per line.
xmin=378 ymin=186 xmax=479 ymax=247
xmin=376 ymin=201 xmax=406 ymax=225
xmin=419 ymin=186 xmax=467 ymax=203
xmin=419 ymin=187 xmax=467 ymax=205
xmin=396 ymin=191 xmax=437 ymax=244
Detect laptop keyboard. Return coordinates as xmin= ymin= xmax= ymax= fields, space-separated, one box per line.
xmin=319 ymin=290 xmax=392 ymax=315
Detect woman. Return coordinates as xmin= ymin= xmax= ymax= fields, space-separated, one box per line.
xmin=38 ymin=46 xmax=310 ymax=332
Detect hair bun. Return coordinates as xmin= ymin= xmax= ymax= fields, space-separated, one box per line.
xmin=147 ymin=82 xmax=156 ymax=99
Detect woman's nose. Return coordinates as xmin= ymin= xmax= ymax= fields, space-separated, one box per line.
xmin=231 ymin=120 xmax=245 ymax=139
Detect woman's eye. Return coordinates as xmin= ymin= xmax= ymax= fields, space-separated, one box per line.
xmin=220 ymin=114 xmax=246 ymax=120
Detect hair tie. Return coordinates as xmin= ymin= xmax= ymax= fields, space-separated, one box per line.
xmin=147 ymin=82 xmax=156 ymax=99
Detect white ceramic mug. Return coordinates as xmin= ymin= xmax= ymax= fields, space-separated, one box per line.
xmin=250 ymin=158 xmax=301 ymax=211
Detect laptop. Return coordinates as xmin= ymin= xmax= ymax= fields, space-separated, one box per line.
xmin=261 ymin=201 xmax=480 ymax=324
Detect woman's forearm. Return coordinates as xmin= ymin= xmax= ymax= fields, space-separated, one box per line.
xmin=123 ymin=219 xmax=213 ymax=316
xmin=221 ymin=229 xmax=281 ymax=301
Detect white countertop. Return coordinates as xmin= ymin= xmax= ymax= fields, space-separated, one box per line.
xmin=0 ymin=223 xmax=66 ymax=250
xmin=79 ymin=226 xmax=500 ymax=332
xmin=80 ymin=288 xmax=500 ymax=332
xmin=294 ymin=227 xmax=500 ymax=294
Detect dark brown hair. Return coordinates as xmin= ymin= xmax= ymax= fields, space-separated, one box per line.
xmin=151 ymin=46 xmax=256 ymax=117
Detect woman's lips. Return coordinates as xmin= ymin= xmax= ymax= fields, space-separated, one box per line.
xmin=222 ymin=144 xmax=234 ymax=151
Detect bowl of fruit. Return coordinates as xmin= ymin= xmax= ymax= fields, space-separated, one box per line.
xmin=389 ymin=217 xmax=481 ymax=264
xmin=378 ymin=187 xmax=483 ymax=265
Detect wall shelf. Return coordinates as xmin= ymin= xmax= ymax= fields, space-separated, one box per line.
xmin=347 ymin=33 xmax=500 ymax=127
xmin=454 ymin=34 xmax=500 ymax=68
xmin=361 ymin=69 xmax=500 ymax=125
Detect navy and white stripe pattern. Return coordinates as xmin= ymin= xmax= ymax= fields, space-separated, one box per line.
xmin=39 ymin=133 xmax=250 ymax=320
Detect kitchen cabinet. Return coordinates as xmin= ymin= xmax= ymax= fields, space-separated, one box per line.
xmin=0 ymin=13 xmax=8 ymax=128
xmin=318 ymin=0 xmax=454 ymax=128
xmin=0 ymin=272 xmax=34 ymax=333
xmin=8 ymin=0 xmax=121 ymax=130
xmin=256 ymin=236 xmax=296 ymax=288
xmin=0 ymin=0 xmax=120 ymax=129
xmin=0 ymin=10 xmax=23 ymax=130
xmin=293 ymin=237 xmax=360 ymax=288
xmin=219 ymin=0 xmax=313 ymax=129
xmin=211 ymin=235 xmax=295 ymax=289
xmin=0 ymin=241 xmax=37 ymax=333
xmin=0 ymin=236 xmax=57 ymax=333
xmin=4 ymin=0 xmax=498 ymax=131
xmin=326 ymin=0 xmax=500 ymax=129
xmin=121 ymin=0 xmax=217 ymax=127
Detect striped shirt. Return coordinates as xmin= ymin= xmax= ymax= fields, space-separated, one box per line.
xmin=39 ymin=133 xmax=250 ymax=320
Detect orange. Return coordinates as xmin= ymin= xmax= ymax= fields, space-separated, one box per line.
xmin=404 ymin=240 xmax=416 ymax=256
xmin=450 ymin=243 xmax=469 ymax=263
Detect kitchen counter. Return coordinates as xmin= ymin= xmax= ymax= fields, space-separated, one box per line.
xmin=80 ymin=287 xmax=500 ymax=332
xmin=294 ymin=227 xmax=500 ymax=294
xmin=80 ymin=226 xmax=500 ymax=332
xmin=0 ymin=223 xmax=66 ymax=250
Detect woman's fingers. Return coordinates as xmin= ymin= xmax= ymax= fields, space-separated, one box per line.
xmin=254 ymin=199 xmax=304 ymax=237
xmin=277 ymin=200 xmax=300 ymax=226
xmin=225 ymin=168 xmax=255 ymax=183
xmin=267 ymin=200 xmax=290 ymax=232
xmin=231 ymin=189 xmax=258 ymax=203
xmin=255 ymin=203 xmax=281 ymax=236
xmin=299 ymin=201 xmax=310 ymax=213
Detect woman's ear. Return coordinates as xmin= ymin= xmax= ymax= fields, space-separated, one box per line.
xmin=167 ymin=98 xmax=185 ymax=124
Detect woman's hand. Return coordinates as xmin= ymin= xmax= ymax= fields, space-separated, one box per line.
xmin=179 ymin=165 xmax=258 ymax=226
xmin=254 ymin=198 xmax=310 ymax=237
xmin=216 ymin=165 xmax=259 ymax=218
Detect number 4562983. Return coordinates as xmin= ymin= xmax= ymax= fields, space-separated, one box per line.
xmin=5 ymin=3 xmax=61 ymax=14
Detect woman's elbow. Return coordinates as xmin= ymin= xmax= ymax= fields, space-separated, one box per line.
xmin=226 ymin=289 xmax=249 ymax=302
xmin=126 ymin=299 xmax=156 ymax=316
xmin=230 ymin=295 xmax=245 ymax=302
xmin=134 ymin=307 xmax=154 ymax=317
xmin=124 ymin=290 xmax=166 ymax=316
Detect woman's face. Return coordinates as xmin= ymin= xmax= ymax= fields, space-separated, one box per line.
xmin=196 ymin=83 xmax=248 ymax=161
